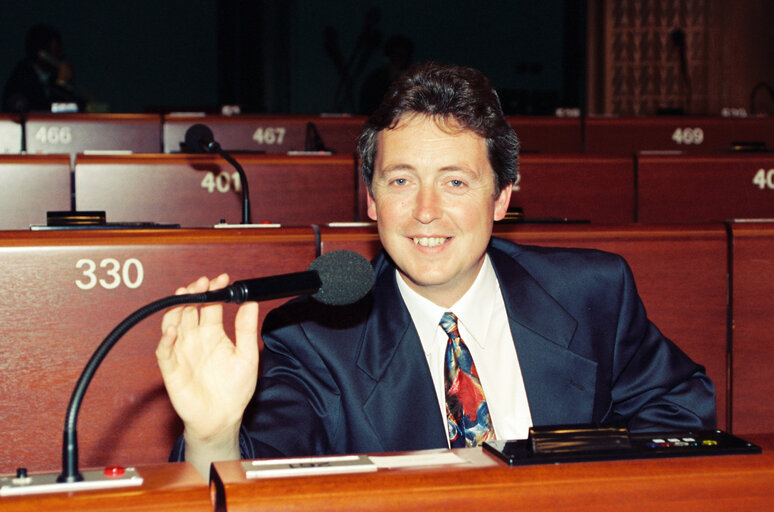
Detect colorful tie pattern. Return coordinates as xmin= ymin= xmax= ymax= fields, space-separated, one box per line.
xmin=441 ymin=312 xmax=494 ymax=447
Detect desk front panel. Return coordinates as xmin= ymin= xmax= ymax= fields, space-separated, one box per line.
xmin=213 ymin=435 xmax=774 ymax=511
xmin=0 ymin=154 xmax=71 ymax=229
xmin=74 ymin=153 xmax=358 ymax=226
xmin=0 ymin=462 xmax=211 ymax=512
xmin=507 ymin=116 xmax=583 ymax=153
xmin=637 ymin=154 xmax=774 ymax=223
xmin=0 ymin=115 xmax=22 ymax=153
xmin=730 ymin=221 xmax=774 ymax=434
xmin=319 ymin=224 xmax=729 ymax=429
xmin=0 ymin=228 xmax=317 ymax=474
xmin=163 ymin=114 xmax=365 ymax=155
xmin=585 ymin=116 xmax=774 ymax=155
xmin=25 ymin=114 xmax=162 ymax=154
xmin=515 ymin=154 xmax=634 ymax=223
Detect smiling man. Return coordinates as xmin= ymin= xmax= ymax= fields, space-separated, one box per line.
xmin=158 ymin=62 xmax=716 ymax=478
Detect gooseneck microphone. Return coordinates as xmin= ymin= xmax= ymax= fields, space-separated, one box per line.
xmin=57 ymin=250 xmax=374 ymax=484
xmin=185 ymin=123 xmax=251 ymax=224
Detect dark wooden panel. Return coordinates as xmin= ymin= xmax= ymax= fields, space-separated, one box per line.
xmin=25 ymin=114 xmax=162 ymax=154
xmin=0 ymin=154 xmax=71 ymax=229
xmin=74 ymin=153 xmax=358 ymax=226
xmin=319 ymin=223 xmax=729 ymax=430
xmin=0 ymin=228 xmax=317 ymax=474
xmin=515 ymin=154 xmax=634 ymax=223
xmin=585 ymin=116 xmax=774 ymax=155
xmin=507 ymin=116 xmax=583 ymax=153
xmin=0 ymin=115 xmax=22 ymax=153
xmin=637 ymin=153 xmax=774 ymax=223
xmin=162 ymin=114 xmax=365 ymax=155
xmin=730 ymin=221 xmax=774 ymax=434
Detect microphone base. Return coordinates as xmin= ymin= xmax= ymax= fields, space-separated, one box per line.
xmin=1 ymin=467 xmax=143 ymax=497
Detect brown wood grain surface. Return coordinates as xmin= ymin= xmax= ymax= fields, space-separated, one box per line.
xmin=584 ymin=116 xmax=774 ymax=155
xmin=0 ymin=154 xmax=71 ymax=229
xmin=730 ymin=221 xmax=774 ymax=434
xmin=25 ymin=114 xmax=162 ymax=154
xmin=0 ymin=228 xmax=317 ymax=474
xmin=0 ymin=462 xmax=211 ymax=512
xmin=213 ymin=434 xmax=774 ymax=512
xmin=74 ymin=153 xmax=359 ymax=226
xmin=637 ymin=153 xmax=774 ymax=223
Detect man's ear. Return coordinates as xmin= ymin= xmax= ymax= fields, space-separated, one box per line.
xmin=366 ymin=187 xmax=378 ymax=221
xmin=493 ymin=182 xmax=512 ymax=221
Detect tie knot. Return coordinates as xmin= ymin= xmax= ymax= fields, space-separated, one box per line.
xmin=439 ymin=312 xmax=458 ymax=336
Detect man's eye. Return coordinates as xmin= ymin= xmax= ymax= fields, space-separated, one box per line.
xmin=450 ymin=179 xmax=465 ymax=187
xmin=392 ymin=178 xmax=407 ymax=186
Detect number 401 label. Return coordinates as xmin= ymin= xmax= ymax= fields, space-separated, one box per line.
xmin=753 ymin=169 xmax=774 ymax=190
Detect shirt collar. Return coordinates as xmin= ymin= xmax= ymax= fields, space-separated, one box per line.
xmin=396 ymin=254 xmax=499 ymax=352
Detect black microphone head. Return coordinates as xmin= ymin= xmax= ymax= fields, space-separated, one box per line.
xmin=184 ymin=123 xmax=215 ymax=153
xmin=308 ymin=250 xmax=374 ymax=306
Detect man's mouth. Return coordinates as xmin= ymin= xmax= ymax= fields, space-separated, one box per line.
xmin=412 ymin=237 xmax=448 ymax=247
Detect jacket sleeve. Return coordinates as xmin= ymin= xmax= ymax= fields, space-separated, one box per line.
xmin=605 ymin=255 xmax=717 ymax=432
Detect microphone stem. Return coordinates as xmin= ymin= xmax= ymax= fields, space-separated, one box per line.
xmin=58 ymin=292 xmax=210 ymax=483
xmin=215 ymin=147 xmax=251 ymax=224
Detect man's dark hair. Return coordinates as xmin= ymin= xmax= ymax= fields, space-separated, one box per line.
xmin=25 ymin=25 xmax=61 ymax=61
xmin=358 ymin=62 xmax=519 ymax=195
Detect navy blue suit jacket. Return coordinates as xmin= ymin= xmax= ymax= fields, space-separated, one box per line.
xmin=171 ymin=237 xmax=716 ymax=461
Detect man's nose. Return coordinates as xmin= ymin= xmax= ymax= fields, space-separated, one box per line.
xmin=412 ymin=185 xmax=442 ymax=223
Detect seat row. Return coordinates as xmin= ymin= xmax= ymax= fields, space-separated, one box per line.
xmin=0 ymin=222 xmax=772 ymax=475
xmin=2 ymin=151 xmax=774 ymax=230
xmin=1 ymin=113 xmax=773 ymax=155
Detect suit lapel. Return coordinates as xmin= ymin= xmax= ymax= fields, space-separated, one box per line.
xmin=489 ymin=245 xmax=598 ymax=426
xmin=356 ymin=254 xmax=448 ymax=451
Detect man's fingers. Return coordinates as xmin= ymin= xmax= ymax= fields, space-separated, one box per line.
xmin=200 ymin=274 xmax=230 ymax=327
xmin=234 ymin=302 xmax=259 ymax=362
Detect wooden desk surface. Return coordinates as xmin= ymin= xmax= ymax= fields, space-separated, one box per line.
xmin=0 ymin=462 xmax=210 ymax=512
xmin=24 ymin=114 xmax=162 ymax=154
xmin=584 ymin=116 xmax=774 ymax=155
xmin=0 ymin=228 xmax=317 ymax=474
xmin=729 ymin=221 xmax=774 ymax=434
xmin=637 ymin=153 xmax=774 ymax=223
xmin=74 ymin=153 xmax=358 ymax=226
xmin=0 ymin=154 xmax=72 ymax=229
xmin=212 ymin=434 xmax=774 ymax=512
xmin=162 ymin=114 xmax=365 ymax=154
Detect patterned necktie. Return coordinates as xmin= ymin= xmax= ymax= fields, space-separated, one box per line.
xmin=440 ymin=312 xmax=494 ymax=447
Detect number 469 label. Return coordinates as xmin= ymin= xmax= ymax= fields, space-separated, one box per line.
xmin=753 ymin=168 xmax=774 ymax=190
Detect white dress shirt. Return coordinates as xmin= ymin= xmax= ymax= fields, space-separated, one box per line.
xmin=396 ymin=254 xmax=533 ymax=445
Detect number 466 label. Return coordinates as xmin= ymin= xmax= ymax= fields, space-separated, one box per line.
xmin=753 ymin=168 xmax=774 ymax=190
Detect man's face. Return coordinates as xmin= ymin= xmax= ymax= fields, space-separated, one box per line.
xmin=367 ymin=114 xmax=511 ymax=307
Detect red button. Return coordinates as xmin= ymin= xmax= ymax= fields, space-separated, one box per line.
xmin=104 ymin=466 xmax=126 ymax=477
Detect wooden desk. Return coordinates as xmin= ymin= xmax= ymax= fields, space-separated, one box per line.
xmin=211 ymin=434 xmax=774 ymax=511
xmin=729 ymin=221 xmax=774 ymax=434
xmin=637 ymin=153 xmax=774 ymax=223
xmin=318 ymin=223 xmax=730 ymax=429
xmin=0 ymin=228 xmax=317 ymax=474
xmin=162 ymin=114 xmax=365 ymax=154
xmin=585 ymin=116 xmax=774 ymax=155
xmin=0 ymin=115 xmax=22 ymax=153
xmin=514 ymin=154 xmax=634 ymax=223
xmin=507 ymin=116 xmax=583 ymax=153
xmin=25 ymin=114 xmax=162 ymax=154
xmin=1 ymin=462 xmax=210 ymax=511
xmin=74 ymin=153 xmax=358 ymax=226
xmin=0 ymin=154 xmax=71 ymax=229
